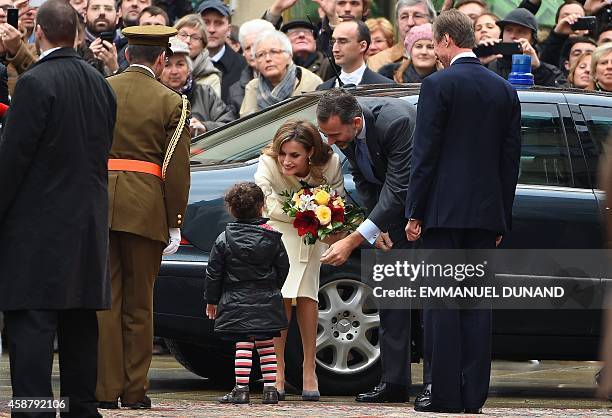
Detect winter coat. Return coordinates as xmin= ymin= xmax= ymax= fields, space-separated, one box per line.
xmin=227 ymin=66 xmax=253 ymax=117
xmin=192 ymin=50 xmax=222 ymax=98
xmin=0 ymin=48 xmax=116 ymax=310
xmin=379 ymin=61 xmax=436 ymax=83
xmin=487 ymin=55 xmax=567 ymax=87
xmin=240 ymin=66 xmax=322 ymax=117
xmin=205 ymin=218 xmax=290 ymax=335
xmin=188 ymin=83 xmax=235 ymax=133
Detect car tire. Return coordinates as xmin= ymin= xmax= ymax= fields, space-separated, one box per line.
xmin=164 ymin=338 xmax=235 ymax=387
xmin=283 ymin=274 xmax=381 ymax=395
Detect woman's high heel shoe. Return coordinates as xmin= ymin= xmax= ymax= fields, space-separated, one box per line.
xmin=301 ymin=390 xmax=320 ymax=401
xmin=276 ymin=390 xmax=285 ymax=401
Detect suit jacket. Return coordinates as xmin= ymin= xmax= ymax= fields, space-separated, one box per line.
xmin=405 ymin=57 xmax=521 ymax=234
xmin=0 ymin=48 xmax=116 ymax=310
xmin=213 ymin=46 xmax=248 ymax=105
xmin=316 ymin=67 xmax=393 ymax=90
xmin=341 ymin=97 xmax=416 ymax=232
xmin=107 ymin=66 xmax=191 ymax=243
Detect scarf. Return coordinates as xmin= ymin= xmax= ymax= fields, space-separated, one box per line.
xmin=191 ymin=49 xmax=221 ymax=79
xmin=180 ymin=73 xmax=194 ymax=96
xmin=402 ymin=63 xmax=435 ymax=83
xmin=256 ymin=63 xmax=298 ymax=110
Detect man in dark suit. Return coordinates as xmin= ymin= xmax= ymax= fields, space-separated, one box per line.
xmin=198 ymin=0 xmax=247 ymax=105
xmin=0 ymin=1 xmax=116 ymax=416
xmin=405 ymin=9 xmax=521 ymax=413
xmin=316 ymin=19 xmax=392 ymax=90
xmin=318 ymin=88 xmax=416 ymax=403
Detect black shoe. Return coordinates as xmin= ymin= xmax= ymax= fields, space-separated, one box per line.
xmin=464 ymin=408 xmax=483 ymax=414
xmin=97 ymin=400 xmax=119 ymax=409
xmin=355 ymin=382 xmax=408 ymax=403
xmin=414 ymin=383 xmax=432 ymax=410
xmin=219 ymin=386 xmax=250 ymax=404
xmin=122 ymin=395 xmax=151 ymax=409
xmin=262 ymin=386 xmax=278 ymax=404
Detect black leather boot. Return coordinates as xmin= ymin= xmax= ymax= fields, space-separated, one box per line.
xmin=262 ymin=386 xmax=279 ymax=404
xmin=219 ymin=386 xmax=250 ymax=404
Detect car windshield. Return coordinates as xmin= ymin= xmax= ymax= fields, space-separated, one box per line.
xmin=190 ymin=96 xmax=319 ymax=166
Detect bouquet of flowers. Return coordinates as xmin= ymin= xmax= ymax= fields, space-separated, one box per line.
xmin=280 ymin=183 xmax=364 ymax=245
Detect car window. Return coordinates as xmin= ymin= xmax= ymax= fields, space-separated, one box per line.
xmin=190 ymin=97 xmax=318 ymax=166
xmin=580 ymin=105 xmax=612 ymax=153
xmin=519 ymin=103 xmax=572 ymax=187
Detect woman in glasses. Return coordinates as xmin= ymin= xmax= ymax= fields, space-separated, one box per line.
xmin=240 ymin=30 xmax=322 ymax=117
xmin=174 ymin=14 xmax=222 ymax=98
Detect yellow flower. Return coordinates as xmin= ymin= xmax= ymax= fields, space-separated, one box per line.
xmin=314 ymin=190 xmax=330 ymax=206
xmin=315 ymin=205 xmax=332 ymax=226
xmin=292 ymin=189 xmax=304 ymax=204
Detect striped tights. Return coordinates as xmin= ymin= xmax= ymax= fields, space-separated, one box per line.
xmin=234 ymin=339 xmax=277 ymax=388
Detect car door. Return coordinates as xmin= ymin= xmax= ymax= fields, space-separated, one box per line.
xmin=574 ymin=99 xmax=612 ymax=312
xmin=493 ymin=97 xmax=603 ymax=349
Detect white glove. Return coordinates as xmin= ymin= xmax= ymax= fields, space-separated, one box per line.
xmin=163 ymin=228 xmax=181 ymax=255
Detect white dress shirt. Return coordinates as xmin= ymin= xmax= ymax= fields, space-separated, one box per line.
xmin=450 ymin=51 xmax=477 ymax=66
xmin=337 ymin=62 xmax=367 ymax=87
xmin=129 ymin=64 xmax=155 ymax=77
xmin=210 ymin=45 xmax=226 ymax=63
xmin=353 ymin=118 xmax=382 ymax=244
xmin=39 ymin=47 xmax=62 ymax=60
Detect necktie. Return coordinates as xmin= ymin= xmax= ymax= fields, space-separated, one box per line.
xmin=354 ymin=137 xmax=381 ymax=185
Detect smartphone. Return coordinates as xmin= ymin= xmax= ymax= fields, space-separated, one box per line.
xmin=99 ymin=31 xmax=115 ymax=47
xmin=7 ymin=8 xmax=17 ymax=29
xmin=570 ymin=16 xmax=597 ymax=31
xmin=473 ymin=42 xmax=522 ymax=58
xmin=28 ymin=0 xmax=46 ymax=8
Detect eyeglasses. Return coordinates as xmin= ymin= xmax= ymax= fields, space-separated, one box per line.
xmin=177 ymin=31 xmax=203 ymax=42
xmin=254 ymin=48 xmax=286 ymax=60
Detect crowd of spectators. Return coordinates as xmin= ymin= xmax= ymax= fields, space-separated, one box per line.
xmin=0 ymin=0 xmax=611 ymax=134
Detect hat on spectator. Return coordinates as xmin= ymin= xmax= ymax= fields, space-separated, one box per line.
xmin=168 ymin=37 xmax=190 ymax=55
xmin=122 ymin=25 xmax=177 ymax=46
xmin=404 ymin=23 xmax=433 ymax=58
xmin=196 ymin=0 xmax=231 ymax=17
xmin=281 ymin=20 xmax=318 ymax=39
xmin=496 ymin=8 xmax=538 ymax=33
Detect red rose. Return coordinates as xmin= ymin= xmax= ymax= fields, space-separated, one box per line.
xmin=294 ymin=210 xmax=319 ymax=237
xmin=331 ymin=205 xmax=344 ymax=223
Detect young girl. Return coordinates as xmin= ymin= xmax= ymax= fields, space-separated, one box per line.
xmin=205 ymin=182 xmax=289 ymax=404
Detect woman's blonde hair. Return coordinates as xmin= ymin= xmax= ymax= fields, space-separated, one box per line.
xmin=365 ymin=17 xmax=395 ymax=47
xmin=589 ymin=42 xmax=612 ymax=90
xmin=568 ymin=51 xmax=592 ymax=88
xmin=174 ymin=14 xmax=207 ymax=45
xmin=263 ymin=120 xmax=333 ymax=180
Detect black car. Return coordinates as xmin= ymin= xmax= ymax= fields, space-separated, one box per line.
xmin=154 ymin=85 xmax=612 ymax=395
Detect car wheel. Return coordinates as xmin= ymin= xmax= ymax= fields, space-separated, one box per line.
xmin=164 ymin=338 xmax=235 ymax=387
xmin=284 ymin=276 xmax=381 ymax=395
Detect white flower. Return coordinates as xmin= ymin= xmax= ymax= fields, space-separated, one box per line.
xmin=299 ymin=194 xmax=316 ymax=211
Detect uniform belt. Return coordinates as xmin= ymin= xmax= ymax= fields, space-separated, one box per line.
xmin=108 ymin=158 xmax=162 ymax=179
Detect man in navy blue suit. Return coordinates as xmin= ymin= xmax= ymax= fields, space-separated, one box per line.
xmin=405 ymin=9 xmax=521 ymax=414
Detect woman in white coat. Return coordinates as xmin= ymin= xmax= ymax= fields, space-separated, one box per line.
xmin=255 ymin=120 xmax=343 ymax=400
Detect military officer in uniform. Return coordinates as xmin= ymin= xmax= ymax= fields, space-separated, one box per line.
xmin=96 ymin=25 xmax=191 ymax=410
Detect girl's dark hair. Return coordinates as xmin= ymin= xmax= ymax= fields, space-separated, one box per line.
xmin=224 ymin=182 xmax=265 ymax=219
